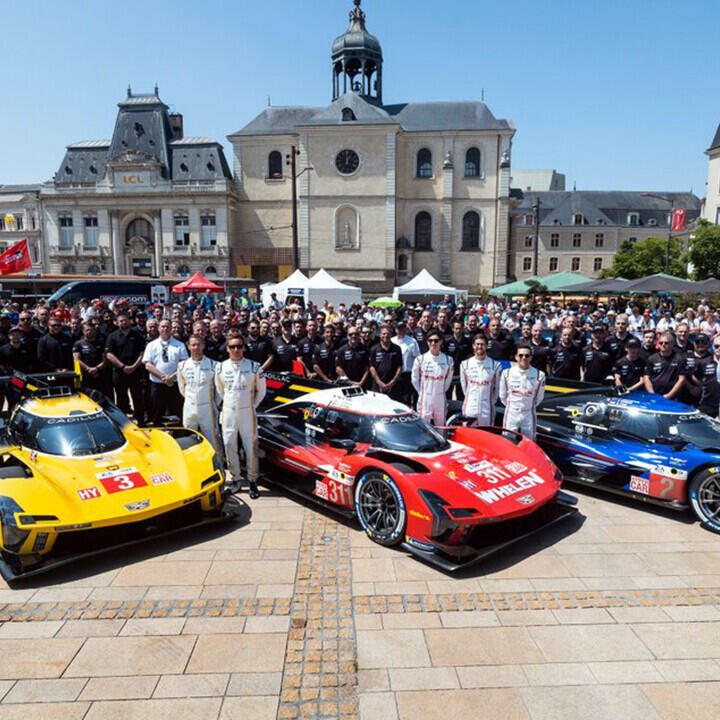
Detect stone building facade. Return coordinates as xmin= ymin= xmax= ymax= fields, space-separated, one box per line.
xmin=705 ymin=123 xmax=720 ymax=224
xmin=40 ymin=88 xmax=237 ymax=277
xmin=509 ymin=190 xmax=701 ymax=280
xmin=0 ymin=185 xmax=43 ymax=268
xmin=229 ymin=0 xmax=515 ymax=292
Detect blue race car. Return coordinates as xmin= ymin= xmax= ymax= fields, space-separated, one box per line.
xmin=534 ymin=388 xmax=720 ymax=532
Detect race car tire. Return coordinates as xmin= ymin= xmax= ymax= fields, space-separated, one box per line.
xmin=689 ymin=467 xmax=720 ymax=533
xmin=354 ymin=471 xmax=406 ymax=547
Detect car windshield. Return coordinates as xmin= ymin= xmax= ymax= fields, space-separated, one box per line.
xmin=612 ymin=409 xmax=720 ymax=447
xmin=324 ymin=409 xmax=449 ymax=453
xmin=9 ymin=410 xmax=126 ymax=456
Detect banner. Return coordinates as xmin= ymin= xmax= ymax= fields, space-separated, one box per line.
xmin=0 ymin=238 xmax=32 ymax=275
xmin=671 ymin=208 xmax=686 ymax=233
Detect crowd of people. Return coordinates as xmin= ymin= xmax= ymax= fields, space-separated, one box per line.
xmin=1 ymin=288 xmax=719 ymax=495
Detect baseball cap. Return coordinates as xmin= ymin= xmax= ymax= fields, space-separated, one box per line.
xmin=626 ymin=337 xmax=640 ymax=348
xmin=696 ymin=333 xmax=710 ymax=345
xmin=591 ymin=323 xmax=605 ymax=332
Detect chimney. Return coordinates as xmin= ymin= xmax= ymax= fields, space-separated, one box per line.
xmin=169 ymin=112 xmax=183 ymax=140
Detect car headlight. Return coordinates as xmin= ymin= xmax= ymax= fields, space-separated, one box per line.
xmin=0 ymin=496 xmax=29 ymax=552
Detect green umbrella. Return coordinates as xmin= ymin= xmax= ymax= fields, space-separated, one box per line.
xmin=369 ymin=296 xmax=404 ymax=308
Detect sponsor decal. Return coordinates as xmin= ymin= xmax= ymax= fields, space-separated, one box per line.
xmin=473 ymin=469 xmax=546 ymax=504
xmin=124 ymin=499 xmax=150 ymax=512
xmin=328 ymin=467 xmax=354 ymax=486
xmin=405 ymin=535 xmax=436 ymax=552
xmin=150 ymin=473 xmax=175 ymax=486
xmin=503 ymin=461 xmax=528 ymax=474
xmin=459 ymin=479 xmax=477 ymax=491
xmin=94 ymin=455 xmax=119 ymax=464
xmin=465 ymin=459 xmax=512 ymax=484
xmin=629 ymin=475 xmax=650 ymax=495
xmin=650 ymin=464 xmax=688 ymax=481
xmin=338 ymin=462 xmax=353 ymax=473
xmin=409 ymin=509 xmax=431 ymax=521
xmin=314 ymin=479 xmax=329 ymax=500
xmin=447 ymin=471 xmax=457 ymax=479
xmin=96 ymin=467 xmax=148 ymax=494
xmin=516 ymin=494 xmax=535 ymax=506
xmin=77 ymin=486 xmax=101 ymax=501
xmin=29 ymin=450 xmax=38 ymax=463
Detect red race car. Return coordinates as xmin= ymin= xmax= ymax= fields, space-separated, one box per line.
xmin=257 ymin=374 xmax=577 ymax=571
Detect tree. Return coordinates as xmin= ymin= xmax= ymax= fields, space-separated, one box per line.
xmin=525 ymin=279 xmax=549 ymax=296
xmin=687 ymin=219 xmax=720 ymax=280
xmin=601 ymin=236 xmax=687 ymax=279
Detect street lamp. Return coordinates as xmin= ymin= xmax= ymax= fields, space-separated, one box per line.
xmin=532 ymin=197 xmax=542 ymax=276
xmin=286 ymin=147 xmax=314 ymax=272
xmin=640 ymin=192 xmax=675 ymax=271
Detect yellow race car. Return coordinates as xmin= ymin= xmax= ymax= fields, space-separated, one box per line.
xmin=0 ymin=373 xmax=228 ymax=581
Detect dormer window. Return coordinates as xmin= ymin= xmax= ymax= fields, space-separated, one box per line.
xmin=206 ymin=161 xmax=215 ymax=173
xmin=648 ymin=218 xmax=657 ymax=227
xmin=573 ymin=213 xmax=584 ymax=225
xmin=342 ymin=108 xmax=356 ymax=122
xmin=64 ymin=165 xmax=72 ymax=175
xmin=180 ymin=162 xmax=189 ymax=173
xmin=134 ymin=122 xmax=145 ymax=138
xmin=89 ymin=165 xmax=97 ymax=174
xmin=627 ymin=212 xmax=640 ymax=226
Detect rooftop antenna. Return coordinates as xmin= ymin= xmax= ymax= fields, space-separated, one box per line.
xmin=573 ymin=180 xmax=577 ymax=191
xmin=127 ymin=84 xmax=132 ymax=98
xmin=268 ymin=95 xmax=271 ymax=107
xmin=154 ymin=83 xmax=159 ymax=97
xmin=481 ymin=88 xmax=485 ymax=102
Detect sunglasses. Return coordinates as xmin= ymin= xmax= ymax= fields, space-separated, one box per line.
xmin=228 ymin=344 xmax=244 ymax=350
xmin=162 ymin=348 xmax=169 ymax=362
xmin=428 ymin=338 xmax=441 ymax=343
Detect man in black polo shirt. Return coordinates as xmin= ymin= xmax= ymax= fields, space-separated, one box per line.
xmin=643 ymin=331 xmax=686 ymax=399
xmin=369 ymin=325 xmax=402 ymax=399
xmin=606 ymin=313 xmax=632 ymax=362
xmin=37 ymin=317 xmax=74 ymax=372
xmin=271 ymin=319 xmax=298 ymax=372
xmin=685 ymin=334 xmax=715 ymax=410
xmin=205 ymin=319 xmax=228 ymax=362
xmin=486 ymin=318 xmax=515 ymax=361
xmin=548 ymin=327 xmax=583 ymax=380
xmin=582 ymin=324 xmax=614 ymax=384
xmin=673 ymin=322 xmax=693 ymax=359
xmin=105 ymin=312 xmax=147 ymax=422
xmin=336 ymin=326 xmax=369 ymax=387
xmin=313 ymin=325 xmax=339 ymax=383
xmin=0 ymin=326 xmax=35 ymax=375
xmin=296 ymin=319 xmax=320 ymax=378
xmin=244 ymin=320 xmax=273 ymax=369
xmin=639 ymin=329 xmax=657 ymax=364
xmin=73 ymin=320 xmax=108 ymax=394
xmin=444 ymin=320 xmax=472 ymax=400
xmin=519 ymin=322 xmax=551 ymax=373
xmin=613 ymin=337 xmax=646 ymax=391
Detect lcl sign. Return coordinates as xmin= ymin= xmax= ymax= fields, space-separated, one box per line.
xmin=122 ymin=174 xmax=144 ymax=184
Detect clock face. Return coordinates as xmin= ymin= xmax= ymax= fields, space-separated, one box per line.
xmin=335 ymin=149 xmax=360 ymax=175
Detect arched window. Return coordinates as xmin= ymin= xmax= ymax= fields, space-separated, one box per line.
xmin=205 ymin=265 xmax=217 ymax=276
xmin=465 ymin=147 xmax=481 ymax=177
xmin=177 ymin=264 xmax=191 ymax=277
xmin=397 ymin=255 xmax=408 ymax=272
xmin=416 ymin=148 xmax=433 ymax=178
xmin=268 ymin=151 xmax=283 ymax=179
xmin=415 ymin=212 xmax=432 ymax=251
xmin=461 ymin=211 xmax=481 ymax=251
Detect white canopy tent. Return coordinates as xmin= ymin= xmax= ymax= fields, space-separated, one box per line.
xmin=260 ymin=269 xmax=309 ymax=308
xmin=305 ymin=269 xmax=362 ymax=308
xmin=392 ymin=268 xmax=461 ymax=301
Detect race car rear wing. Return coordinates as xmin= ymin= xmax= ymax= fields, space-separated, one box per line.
xmin=261 ymin=371 xmax=336 ymax=412
xmin=0 ymin=371 xmax=80 ymax=397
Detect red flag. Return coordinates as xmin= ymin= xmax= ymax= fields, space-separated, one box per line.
xmin=0 ymin=238 xmax=32 ymax=275
xmin=671 ymin=209 xmax=686 ymax=233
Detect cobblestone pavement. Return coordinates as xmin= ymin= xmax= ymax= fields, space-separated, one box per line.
xmin=0 ymin=488 xmax=718 ymax=719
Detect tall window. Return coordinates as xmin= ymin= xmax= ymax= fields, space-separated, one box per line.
xmin=174 ymin=212 xmax=190 ymax=246
xmin=549 ymin=257 xmax=558 ymax=272
xmin=83 ymin=215 xmax=98 ymax=247
xmin=414 ymin=212 xmax=432 ymax=251
xmin=15 ymin=215 xmax=23 ymax=231
xmin=550 ymin=233 xmax=560 ymax=248
xmin=397 ymin=255 xmax=408 ymax=272
xmin=464 ymin=147 xmax=481 ymax=177
xmin=593 ymin=257 xmax=603 ymax=272
xmin=268 ymin=151 xmax=283 ymax=179
xmin=571 ymin=257 xmax=581 ymax=272
xmin=627 ymin=212 xmax=639 ymax=226
xmin=461 ymin=211 xmax=481 ymax=251
xmin=522 ymin=257 xmax=532 ymax=272
xmin=59 ymin=214 xmax=73 ymax=247
xmin=595 ymin=233 xmax=604 ymax=248
xmin=572 ymin=233 xmax=582 ymax=248
xmin=524 ymin=235 xmax=533 ymax=248
xmin=200 ymin=213 xmax=217 ymax=247
xmin=416 ymin=148 xmax=433 ymax=178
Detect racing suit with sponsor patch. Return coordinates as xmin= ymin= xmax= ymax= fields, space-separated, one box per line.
xmin=177 ymin=356 xmax=222 ymax=458
xmin=411 ymin=351 xmax=453 ymax=426
xmin=499 ymin=365 xmax=546 ymax=439
xmin=460 ymin=356 xmax=501 ymax=426
xmin=215 ymin=358 xmax=267 ymax=483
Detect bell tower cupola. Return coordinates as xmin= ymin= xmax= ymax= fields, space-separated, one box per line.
xmin=332 ymin=0 xmax=383 ymax=104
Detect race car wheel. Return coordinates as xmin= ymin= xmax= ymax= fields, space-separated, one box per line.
xmin=355 ymin=471 xmax=406 ymax=547
xmin=689 ymin=468 xmax=720 ymax=533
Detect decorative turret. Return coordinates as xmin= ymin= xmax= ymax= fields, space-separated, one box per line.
xmin=331 ymin=0 xmax=383 ymax=104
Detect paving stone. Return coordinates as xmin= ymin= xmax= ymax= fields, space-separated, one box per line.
xmin=243 ymin=616 xmax=290 ymax=633
xmin=204 ymin=561 xmax=296 ymax=585
xmin=120 ymin=618 xmax=186 ymax=636
xmin=182 ymin=617 xmax=246 ymax=634
xmin=153 ymin=673 xmax=229 ymax=698
xmin=632 ymin=621 xmax=720 ymax=659
xmin=0 ymin=701 xmax=90 ymax=719
xmin=456 ymin=664 xmax=529 ymax=688
xmin=0 ymin=621 xmax=64 ymax=638
xmin=2 ymin=678 xmax=86 ymax=704
xmin=395 ymin=688 xmax=529 ymax=720
xmin=360 ymin=692 xmax=398 ymax=720
xmin=389 ymin=667 xmax=459 ymax=691
xmin=79 ymin=675 xmax=159 ymax=700
xmin=226 ymin=672 xmax=282 ymax=696
xmin=219 ymin=695 xmax=279 ymax=719
xmin=641 ymin=681 xmax=720 ymax=720
xmin=56 ymin=620 xmax=126 ymax=637
xmin=83 ymin=697 xmax=222 ymax=719
xmin=588 ymin=660 xmax=664 ymax=684
xmin=0 ymin=638 xmax=83 ymax=679
xmin=425 ymin=627 xmax=543 ymax=666
xmin=113 ymin=562 xmax=211 ymax=587
xmin=187 ymin=633 xmax=286 ymax=673
xmin=357 ymin=630 xmax=430 ymax=669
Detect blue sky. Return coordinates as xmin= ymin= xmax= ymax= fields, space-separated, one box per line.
xmin=1 ymin=0 xmax=717 ymax=194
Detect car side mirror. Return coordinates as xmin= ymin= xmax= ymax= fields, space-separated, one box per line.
xmin=329 ymin=438 xmax=357 ymax=453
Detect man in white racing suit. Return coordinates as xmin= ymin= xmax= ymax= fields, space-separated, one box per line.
xmin=411 ymin=329 xmax=454 ymax=425
xmin=460 ymin=334 xmax=500 ymax=426
xmin=499 ymin=346 xmax=545 ymax=440
xmin=214 ymin=329 xmax=267 ymax=498
xmin=177 ymin=334 xmax=222 ymax=457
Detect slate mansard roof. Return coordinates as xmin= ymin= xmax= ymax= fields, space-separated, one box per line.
xmin=230 ymin=94 xmax=513 ymax=138
xmin=514 ymin=190 xmax=702 ymax=228
xmin=55 ymin=91 xmax=232 ymax=185
xmin=708 ymin=123 xmax=720 ymax=153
